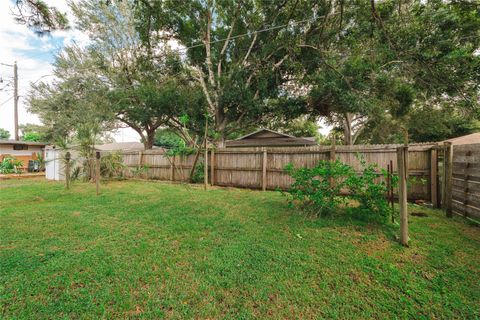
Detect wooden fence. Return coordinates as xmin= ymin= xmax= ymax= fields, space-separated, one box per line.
xmin=451 ymin=143 xmax=480 ymax=222
xmin=120 ymin=143 xmax=436 ymax=201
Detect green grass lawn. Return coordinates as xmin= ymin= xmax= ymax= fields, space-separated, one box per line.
xmin=1 ymin=179 xmax=479 ymax=319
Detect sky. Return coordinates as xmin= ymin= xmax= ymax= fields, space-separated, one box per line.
xmin=0 ymin=0 xmax=140 ymax=142
xmin=0 ymin=0 xmax=330 ymax=142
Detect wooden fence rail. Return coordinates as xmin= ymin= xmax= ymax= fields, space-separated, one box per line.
xmin=119 ymin=143 xmax=436 ymax=201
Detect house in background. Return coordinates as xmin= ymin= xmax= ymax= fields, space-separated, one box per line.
xmin=444 ymin=132 xmax=480 ymax=145
xmin=0 ymin=140 xmax=46 ymax=171
xmin=225 ymin=128 xmax=317 ymax=148
xmin=95 ymin=142 xmax=149 ymax=152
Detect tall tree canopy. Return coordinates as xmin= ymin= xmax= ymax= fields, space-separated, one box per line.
xmin=305 ymin=0 xmax=480 ymax=144
xmin=27 ymin=0 xmax=480 ymax=146
xmin=29 ymin=1 xmax=207 ymax=149
xmin=134 ymin=0 xmax=329 ymax=146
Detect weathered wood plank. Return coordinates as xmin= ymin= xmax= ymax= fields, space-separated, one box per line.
xmin=452 ymin=200 xmax=480 ymax=220
xmin=444 ymin=142 xmax=453 ymax=217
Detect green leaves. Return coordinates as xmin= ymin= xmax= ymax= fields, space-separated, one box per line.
xmin=0 ymin=157 xmax=23 ymax=174
xmin=284 ymin=160 xmax=355 ymax=216
xmin=0 ymin=128 xmax=10 ymax=140
xmin=284 ymin=155 xmax=395 ymax=221
xmin=13 ymin=0 xmax=70 ymax=36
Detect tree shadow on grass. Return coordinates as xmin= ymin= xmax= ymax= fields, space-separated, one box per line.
xmin=281 ymin=204 xmax=400 ymax=245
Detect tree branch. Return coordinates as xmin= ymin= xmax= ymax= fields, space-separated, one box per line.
xmin=217 ymin=5 xmax=240 ymax=88
xmin=193 ymin=67 xmax=215 ymax=114
xmin=204 ymin=5 xmax=216 ymax=88
xmin=242 ymin=32 xmax=258 ymax=66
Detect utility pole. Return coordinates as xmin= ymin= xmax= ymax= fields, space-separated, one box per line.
xmin=0 ymin=61 xmax=19 ymax=140
xmin=13 ymin=61 xmax=19 ymax=141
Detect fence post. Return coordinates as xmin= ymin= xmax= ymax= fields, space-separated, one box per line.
xmin=204 ymin=148 xmax=208 ymax=190
xmin=389 ymin=159 xmax=394 ymax=219
xmin=138 ymin=151 xmax=144 ymax=179
xmin=170 ymin=155 xmax=175 ymax=181
xmin=210 ymin=149 xmax=215 ymax=186
xmin=330 ymin=136 xmax=336 ymax=161
xmin=329 ymin=136 xmax=336 ymax=188
xmin=137 ymin=151 xmax=143 ymax=166
xmin=387 ymin=163 xmax=393 ymax=223
xmin=262 ymin=148 xmax=268 ymax=191
xmin=397 ymin=146 xmax=409 ymax=246
xmin=65 ymin=151 xmax=71 ymax=190
xmin=444 ymin=142 xmax=453 ymax=217
xmin=463 ymin=151 xmax=471 ymax=217
xmin=95 ymin=151 xmax=101 ymax=196
xmin=430 ymin=146 xmax=438 ymax=208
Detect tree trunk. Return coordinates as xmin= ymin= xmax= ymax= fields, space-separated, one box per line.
xmin=143 ymin=131 xmax=155 ymax=149
xmin=215 ymin=135 xmax=226 ymax=148
xmin=343 ymin=113 xmax=353 ymax=145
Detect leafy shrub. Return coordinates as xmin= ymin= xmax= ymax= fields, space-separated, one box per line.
xmin=71 ymin=166 xmax=82 ymax=181
xmin=36 ymin=152 xmax=46 ymax=171
xmin=284 ymin=160 xmax=355 ymax=216
xmin=130 ymin=165 xmax=150 ymax=178
xmin=346 ymin=156 xmax=394 ymax=219
xmin=191 ymin=162 xmax=204 ymax=183
xmin=100 ymin=152 xmax=125 ymax=179
xmin=0 ymin=157 xmax=23 ymax=174
xmin=284 ymin=155 xmax=396 ymax=220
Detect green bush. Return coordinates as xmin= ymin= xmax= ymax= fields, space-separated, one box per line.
xmin=130 ymin=165 xmax=150 ymax=178
xmin=284 ymin=160 xmax=354 ymax=216
xmin=0 ymin=157 xmax=23 ymax=174
xmin=346 ymin=156 xmax=395 ymax=220
xmin=100 ymin=152 xmax=126 ymax=179
xmin=284 ymin=155 xmax=396 ymax=220
xmin=191 ymin=162 xmax=204 ymax=183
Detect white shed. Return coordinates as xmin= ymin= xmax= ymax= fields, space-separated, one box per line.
xmin=45 ymin=146 xmax=65 ymax=180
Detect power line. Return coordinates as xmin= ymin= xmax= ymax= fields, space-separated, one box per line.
xmin=1 ymin=13 xmax=331 ymax=92
xmin=0 ymin=96 xmax=13 ymax=108
xmin=0 ymin=13 xmax=332 ymax=74
xmin=43 ymin=14 xmax=331 ymax=74
xmin=0 ymin=82 xmax=12 ymax=91
xmin=33 ymin=74 xmax=56 ymax=84
xmin=182 ymin=15 xmax=324 ymax=50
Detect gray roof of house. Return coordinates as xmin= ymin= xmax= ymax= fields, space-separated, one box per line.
xmin=0 ymin=140 xmax=47 ymax=146
xmin=444 ymin=132 xmax=480 ymax=145
xmin=94 ymin=142 xmax=147 ymax=151
xmin=226 ymin=128 xmax=317 ymax=147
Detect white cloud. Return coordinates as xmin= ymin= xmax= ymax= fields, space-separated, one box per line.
xmin=0 ymin=0 xmax=139 ymax=142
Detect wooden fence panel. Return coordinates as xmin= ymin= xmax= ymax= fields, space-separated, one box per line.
xmin=214 ymin=151 xmax=262 ymax=188
xmin=117 ymin=143 xmax=435 ymax=200
xmin=451 ymin=143 xmax=480 ymax=222
xmin=265 ymin=150 xmax=329 ymax=190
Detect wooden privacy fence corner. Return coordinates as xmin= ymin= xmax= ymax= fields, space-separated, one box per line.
xmin=450 ymin=143 xmax=480 ymax=224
